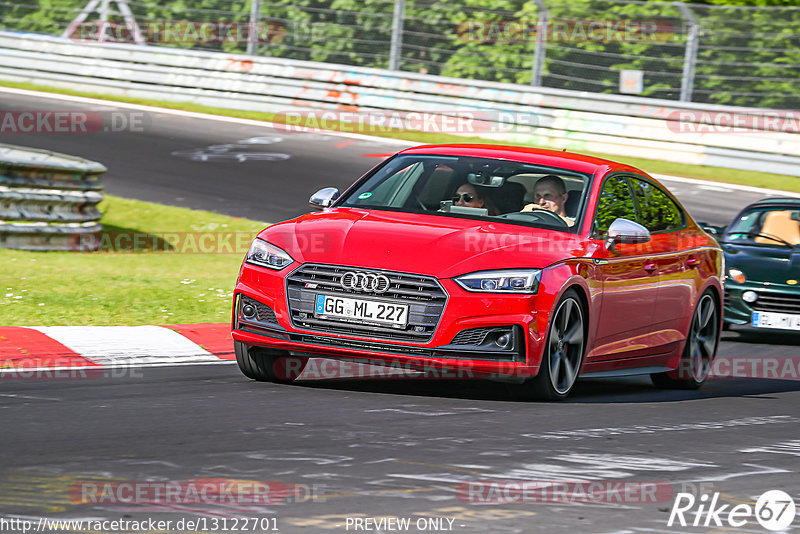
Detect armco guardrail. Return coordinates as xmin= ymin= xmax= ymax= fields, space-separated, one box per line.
xmin=0 ymin=144 xmax=105 ymax=251
xmin=0 ymin=31 xmax=798 ymax=177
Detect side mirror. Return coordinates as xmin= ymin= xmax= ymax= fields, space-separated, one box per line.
xmin=606 ymin=218 xmax=650 ymax=251
xmin=698 ymin=222 xmax=726 ymax=237
xmin=309 ymin=187 xmax=339 ymax=210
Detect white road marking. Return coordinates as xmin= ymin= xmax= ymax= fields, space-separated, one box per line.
xmin=522 ymin=415 xmax=800 ymax=440
xmin=0 ymin=393 xmax=61 ymax=401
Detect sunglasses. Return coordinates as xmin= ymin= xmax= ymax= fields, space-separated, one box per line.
xmin=452 ymin=193 xmax=475 ymax=203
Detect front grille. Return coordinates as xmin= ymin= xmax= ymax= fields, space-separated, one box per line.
xmin=292 ymin=334 xmax=432 ymax=357
xmin=752 ymin=292 xmax=800 ymax=314
xmin=286 ymin=264 xmax=447 ymax=342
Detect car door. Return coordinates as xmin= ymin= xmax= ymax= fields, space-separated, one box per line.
xmin=588 ymin=175 xmax=662 ymax=361
xmin=629 ymin=177 xmax=692 ymax=339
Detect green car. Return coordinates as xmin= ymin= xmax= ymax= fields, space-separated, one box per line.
xmin=712 ymin=198 xmax=800 ymax=330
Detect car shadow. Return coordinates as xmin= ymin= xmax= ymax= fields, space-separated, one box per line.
xmin=722 ymin=327 xmax=800 ymax=346
xmin=289 ymin=374 xmax=800 ymax=404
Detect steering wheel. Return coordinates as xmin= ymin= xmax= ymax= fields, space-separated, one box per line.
xmin=499 ymin=208 xmax=568 ymax=228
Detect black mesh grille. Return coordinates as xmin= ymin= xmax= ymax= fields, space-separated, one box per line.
xmin=241 ymin=295 xmax=279 ymax=326
xmin=286 ymin=264 xmax=447 ymax=342
xmin=752 ymin=293 xmax=800 ymax=314
xmin=450 ymin=328 xmax=492 ymax=346
xmin=255 ymin=301 xmax=278 ymax=324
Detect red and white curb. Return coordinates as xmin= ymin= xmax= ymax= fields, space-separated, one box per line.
xmin=0 ymin=324 xmax=234 ymax=373
xmin=0 ymin=324 xmax=427 ymax=380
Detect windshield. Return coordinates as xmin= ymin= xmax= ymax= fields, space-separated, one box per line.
xmin=724 ymin=206 xmax=800 ymax=247
xmin=337 ymin=154 xmax=591 ymax=231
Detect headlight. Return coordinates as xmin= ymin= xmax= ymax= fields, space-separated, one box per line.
xmin=245 ymin=238 xmax=294 ymax=270
xmin=728 ymin=268 xmax=746 ymax=284
xmin=455 ymin=269 xmax=541 ymax=294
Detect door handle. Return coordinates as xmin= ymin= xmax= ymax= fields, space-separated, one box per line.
xmin=686 ymin=258 xmax=700 ymax=268
xmin=644 ymin=263 xmax=658 ymax=273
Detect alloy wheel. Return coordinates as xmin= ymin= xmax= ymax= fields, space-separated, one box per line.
xmin=685 ymin=293 xmax=718 ymax=382
xmin=548 ymin=296 xmax=585 ymax=395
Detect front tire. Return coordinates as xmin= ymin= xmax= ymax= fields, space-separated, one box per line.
xmin=514 ymin=289 xmax=586 ymax=401
xmin=651 ymin=291 xmax=719 ymax=390
xmin=234 ymin=341 xmax=308 ymax=383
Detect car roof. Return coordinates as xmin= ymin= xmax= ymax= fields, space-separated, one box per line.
xmin=748 ymin=197 xmax=800 ymax=207
xmin=397 ymin=144 xmax=644 ymax=176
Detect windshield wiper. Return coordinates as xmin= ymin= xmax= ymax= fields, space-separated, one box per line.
xmin=725 ymin=231 xmax=795 ymax=248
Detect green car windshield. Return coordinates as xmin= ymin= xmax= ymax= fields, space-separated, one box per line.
xmin=724 ymin=206 xmax=800 ymax=247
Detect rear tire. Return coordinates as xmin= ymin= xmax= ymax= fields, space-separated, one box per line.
xmin=234 ymin=341 xmax=308 ymax=383
xmin=512 ymin=289 xmax=586 ymax=401
xmin=651 ymin=291 xmax=719 ymax=390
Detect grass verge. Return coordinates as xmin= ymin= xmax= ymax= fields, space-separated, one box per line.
xmin=1 ymin=80 xmax=798 ymax=193
xmin=0 ymin=195 xmax=267 ymax=326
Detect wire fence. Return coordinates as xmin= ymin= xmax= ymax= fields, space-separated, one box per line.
xmin=1 ymin=0 xmax=798 ymax=109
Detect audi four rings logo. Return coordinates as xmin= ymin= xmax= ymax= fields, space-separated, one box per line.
xmin=340 ymin=271 xmax=391 ymax=293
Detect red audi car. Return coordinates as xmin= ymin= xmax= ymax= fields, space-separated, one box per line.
xmin=231 ymin=145 xmax=723 ymax=399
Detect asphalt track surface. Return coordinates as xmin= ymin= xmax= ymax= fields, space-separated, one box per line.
xmin=1 ymin=90 xmax=799 ymax=533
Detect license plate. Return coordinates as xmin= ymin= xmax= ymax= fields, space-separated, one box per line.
xmin=315 ymin=294 xmax=408 ymax=327
xmin=751 ymin=311 xmax=800 ymax=330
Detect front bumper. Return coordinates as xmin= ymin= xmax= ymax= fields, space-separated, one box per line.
xmin=231 ymin=263 xmax=552 ymax=378
xmin=723 ymin=280 xmax=800 ymax=325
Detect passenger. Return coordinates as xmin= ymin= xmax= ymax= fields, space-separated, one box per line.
xmin=522 ymin=175 xmax=575 ymax=225
xmin=451 ymin=183 xmax=499 ymax=215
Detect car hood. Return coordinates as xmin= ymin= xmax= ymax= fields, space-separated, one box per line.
xmin=260 ymin=208 xmax=589 ymax=278
xmin=723 ymin=242 xmax=800 ymax=283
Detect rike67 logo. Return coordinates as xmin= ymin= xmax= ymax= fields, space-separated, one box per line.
xmin=668 ymin=490 xmax=796 ymax=531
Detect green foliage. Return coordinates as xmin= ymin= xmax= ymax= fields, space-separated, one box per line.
xmin=594 ymin=176 xmax=637 ymax=237
xmin=2 ymin=0 xmax=797 ymax=108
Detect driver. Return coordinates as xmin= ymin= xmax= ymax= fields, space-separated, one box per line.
xmin=522 ymin=175 xmax=574 ymax=226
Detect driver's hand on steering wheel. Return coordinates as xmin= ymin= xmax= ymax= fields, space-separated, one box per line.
xmin=522 ymin=203 xmax=551 ymax=213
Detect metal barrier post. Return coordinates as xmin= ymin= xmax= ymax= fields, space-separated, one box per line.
xmin=676 ymin=1 xmax=699 ymax=103
xmin=530 ymin=0 xmax=548 ymax=86
xmin=247 ymin=0 xmax=261 ymax=56
xmin=389 ymin=0 xmax=406 ymax=70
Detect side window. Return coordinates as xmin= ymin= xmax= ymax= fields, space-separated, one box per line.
xmin=631 ymin=178 xmax=684 ymax=232
xmin=355 ymin=161 xmax=424 ymax=207
xmin=593 ymin=176 xmax=637 ymax=238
